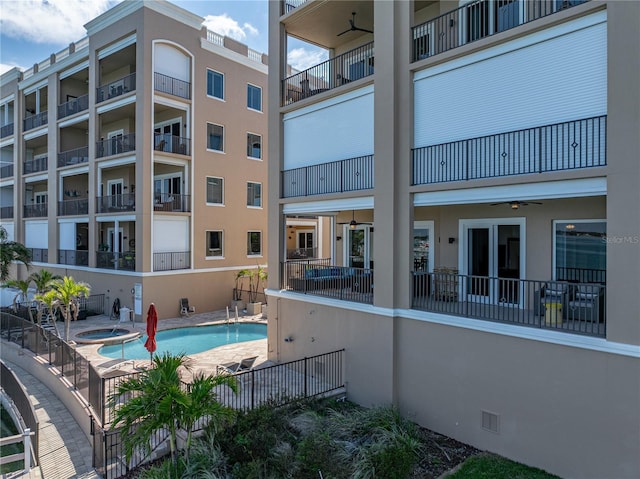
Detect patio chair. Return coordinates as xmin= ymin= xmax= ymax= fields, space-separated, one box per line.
xmin=217 ymin=361 xmax=240 ymax=375
xmin=237 ymin=356 xmax=258 ymax=372
xmin=180 ymin=298 xmax=195 ymax=317
xmin=566 ymin=284 xmax=605 ymax=323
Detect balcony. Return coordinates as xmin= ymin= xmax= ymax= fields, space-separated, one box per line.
xmin=0 ymin=164 xmax=13 ymax=179
xmin=23 ymin=111 xmax=48 ymax=131
xmin=58 ymin=146 xmax=89 ymax=168
xmin=412 ymin=116 xmax=606 ymax=185
xmin=58 ymin=249 xmax=89 ymax=267
xmin=153 ymin=251 xmax=191 ymax=271
xmin=28 ymin=248 xmax=48 ymax=263
xmin=154 ymin=134 xmax=191 ymax=156
xmin=282 ymin=0 xmax=308 ymax=15
xmin=282 ymin=154 xmax=374 ymax=198
xmin=96 ymin=73 xmax=136 ymax=103
xmin=412 ymin=0 xmax=590 ymax=62
xmin=0 ymin=206 xmax=13 ymax=219
xmin=153 ymin=193 xmax=190 ymax=213
xmin=57 ymin=94 xmax=89 ymax=119
xmin=24 ymin=204 xmax=47 ymax=218
xmin=0 ymin=123 xmax=13 ymax=138
xmin=154 ymin=72 xmax=191 ymax=100
xmin=96 ymin=194 xmax=135 ymax=214
xmin=23 ymin=157 xmax=48 ymax=175
xmin=282 ymin=260 xmax=373 ymax=305
xmin=282 ymin=42 xmax=374 ymax=106
xmin=96 ymin=251 xmax=135 ymax=271
xmin=96 ymin=132 xmax=135 ymax=159
xmin=58 ymin=198 xmax=88 ymax=216
xmin=411 ymin=271 xmax=605 ymax=338
xmin=287 ymin=247 xmax=318 ymax=260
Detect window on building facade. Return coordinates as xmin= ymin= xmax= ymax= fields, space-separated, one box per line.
xmin=554 ymin=220 xmax=607 ymax=284
xmin=247 ymin=182 xmax=262 ymax=207
xmin=207 ymin=123 xmax=224 ymax=151
xmin=206 ymin=230 xmax=223 ymax=257
xmin=207 ymin=69 xmax=224 ymax=99
xmin=247 ymin=133 xmax=261 ymax=159
xmin=247 ymin=231 xmax=262 ymax=256
xmin=206 ymin=177 xmax=224 ymax=204
xmin=247 ymin=84 xmax=262 ymax=111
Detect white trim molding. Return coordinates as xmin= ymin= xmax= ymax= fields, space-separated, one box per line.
xmin=283 ymin=196 xmax=374 ymax=214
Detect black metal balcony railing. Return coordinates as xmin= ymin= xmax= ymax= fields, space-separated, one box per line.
xmin=411 ymin=271 xmax=605 ymax=337
xmin=23 ymin=111 xmax=48 ymax=131
xmin=58 ymin=249 xmax=89 ymax=267
xmin=0 ymin=206 xmax=14 ymax=219
xmin=282 ymin=154 xmax=374 ymax=198
xmin=23 ymin=157 xmax=48 ymax=175
xmin=28 ymin=248 xmax=48 ymax=263
xmin=287 ymin=247 xmax=318 ymax=260
xmin=57 ymin=146 xmax=89 ymax=167
xmin=153 ymin=193 xmax=190 ymax=212
xmin=24 ymin=204 xmax=47 ymax=218
xmin=282 ymin=260 xmax=373 ymax=305
xmin=58 ymin=198 xmax=88 ymax=216
xmin=57 ymin=94 xmax=89 ymax=119
xmin=412 ymin=116 xmax=606 ymax=185
xmin=282 ymin=0 xmax=308 ymax=15
xmin=96 ymin=194 xmax=135 ymax=213
xmin=96 ymin=72 xmax=136 ymax=103
xmin=154 ymin=72 xmax=191 ymax=100
xmin=96 ymin=132 xmax=135 ymax=158
xmin=412 ymin=0 xmax=589 ymax=62
xmin=153 ymin=251 xmax=190 ymax=271
xmin=96 ymin=251 xmax=136 ymax=271
xmin=154 ymin=134 xmax=191 ymax=156
xmin=0 ymin=123 xmax=14 ymax=138
xmin=282 ymin=42 xmax=374 ymax=106
xmin=0 ymin=164 xmax=13 ymax=178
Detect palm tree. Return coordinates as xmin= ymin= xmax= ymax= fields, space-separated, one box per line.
xmin=47 ymin=276 xmax=90 ymax=341
xmin=0 ymin=225 xmax=31 ymax=282
xmin=34 ymin=289 xmax=60 ymax=334
xmin=4 ymin=278 xmax=34 ymax=321
xmin=29 ymin=269 xmax=61 ymax=295
xmin=109 ymin=353 xmax=237 ymax=468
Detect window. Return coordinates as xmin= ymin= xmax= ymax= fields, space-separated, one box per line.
xmin=206 ymin=231 xmax=223 ymax=257
xmin=207 ymin=69 xmax=224 ymax=100
xmin=247 ymin=182 xmax=262 ymax=207
xmin=247 ymin=133 xmax=262 ymax=159
xmin=206 ymin=177 xmax=224 ymax=204
xmin=554 ymin=220 xmax=606 ymax=284
xmin=247 ymin=231 xmax=262 ymax=256
xmin=247 ymin=84 xmax=262 ymax=111
xmin=207 ymin=123 xmax=224 ymax=152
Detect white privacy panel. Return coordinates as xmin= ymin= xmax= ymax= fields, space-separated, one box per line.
xmin=414 ymin=14 xmax=607 ymax=147
xmin=59 ymin=223 xmax=76 ymax=250
xmin=284 ymin=86 xmax=374 ymax=170
xmin=154 ymin=43 xmax=190 ymax=82
xmin=153 ymin=216 xmax=189 ymax=252
xmin=25 ymin=220 xmax=48 ymax=248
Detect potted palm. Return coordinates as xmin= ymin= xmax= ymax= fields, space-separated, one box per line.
xmin=247 ymin=265 xmax=267 ymax=316
xmin=231 ymin=269 xmax=250 ymax=312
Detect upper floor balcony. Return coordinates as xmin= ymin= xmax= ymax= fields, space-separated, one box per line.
xmin=58 ymin=146 xmax=89 ymax=168
xmin=0 ymin=123 xmax=14 ymax=139
xmin=0 ymin=205 xmax=13 ymax=219
xmin=154 ymin=72 xmax=190 ymax=100
xmin=411 ymin=0 xmax=590 ymax=62
xmin=23 ymin=111 xmax=48 ymax=132
xmin=282 ymin=0 xmax=308 ymax=15
xmin=154 ymin=134 xmax=190 ymax=156
xmin=96 ymin=193 xmax=135 ymax=214
xmin=23 ymin=156 xmax=47 ymax=175
xmin=412 ymin=115 xmax=606 ymax=186
xmin=58 ymin=94 xmax=89 ymax=120
xmin=0 ymin=164 xmax=13 ymax=179
xmin=24 ymin=203 xmax=47 ymax=218
xmin=283 ymin=42 xmax=374 ymax=106
xmin=96 ymin=132 xmax=135 ymax=159
xmin=96 ymin=73 xmax=136 ymax=104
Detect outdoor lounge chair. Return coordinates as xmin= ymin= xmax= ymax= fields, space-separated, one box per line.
xmin=180 ymin=298 xmax=195 ymax=317
xmin=216 ymin=356 xmax=258 ymax=375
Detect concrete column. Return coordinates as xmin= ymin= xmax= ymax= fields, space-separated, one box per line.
xmin=47 ymin=74 xmax=58 ymax=263
xmin=88 ymin=42 xmax=97 ymax=268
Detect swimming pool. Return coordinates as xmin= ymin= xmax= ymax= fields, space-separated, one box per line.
xmin=98 ymin=323 xmax=267 ymax=360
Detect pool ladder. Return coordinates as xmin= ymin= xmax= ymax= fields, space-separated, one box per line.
xmin=225 ymin=306 xmax=240 ymax=324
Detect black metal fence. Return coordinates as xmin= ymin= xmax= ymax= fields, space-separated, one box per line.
xmin=23 ymin=111 xmax=48 ymax=131
xmin=282 ymin=0 xmax=307 ymax=15
xmin=96 ymin=132 xmax=136 ymax=158
xmin=282 ymin=42 xmax=374 ymax=106
xmin=153 ymin=193 xmax=190 ymax=212
xmin=412 ymin=0 xmax=590 ymax=62
xmin=282 ymin=154 xmax=374 ymax=198
xmin=411 ymin=271 xmax=606 ymax=337
xmin=154 ymin=72 xmax=191 ymax=100
xmin=0 ymin=206 xmax=14 ymax=219
xmin=28 ymin=248 xmax=48 ymax=262
xmin=1 ymin=122 xmax=13 ymax=138
xmin=58 ymin=198 xmax=89 ymax=216
xmin=154 ymin=133 xmax=191 ymax=156
xmin=97 ymin=72 xmax=136 ymax=103
xmin=58 ymin=94 xmax=89 ymax=119
xmin=96 ymin=193 xmax=135 ymax=213
xmin=57 ymin=146 xmax=89 ymax=167
xmin=287 ymin=247 xmax=318 ymax=260
xmin=0 ymin=361 xmax=39 ymax=463
xmin=413 ymin=115 xmax=606 ymax=185
xmin=0 ymin=164 xmax=13 ymax=178
xmin=23 ymin=204 xmax=47 ymax=218
xmin=96 ymin=251 xmax=136 ymax=271
xmin=58 ymin=249 xmax=89 ymax=267
xmin=153 ymin=251 xmax=190 ymax=271
xmin=23 ymin=156 xmax=47 ymax=175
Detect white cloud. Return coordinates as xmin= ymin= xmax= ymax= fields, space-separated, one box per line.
xmin=287 ymin=47 xmax=329 ymax=72
xmin=0 ymin=0 xmax=116 ymax=45
xmin=203 ymin=14 xmax=259 ymax=43
xmin=0 ymin=63 xmax=26 ymax=75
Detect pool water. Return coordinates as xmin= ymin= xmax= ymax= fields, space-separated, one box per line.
xmin=77 ymin=328 xmax=130 ymax=340
xmin=98 ymin=323 xmax=267 ymax=360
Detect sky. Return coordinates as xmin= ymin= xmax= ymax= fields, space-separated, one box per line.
xmin=0 ymin=0 xmax=327 ymax=75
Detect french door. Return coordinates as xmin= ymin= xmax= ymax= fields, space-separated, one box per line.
xmin=462 ymin=219 xmax=524 ymax=306
xmin=344 ymin=225 xmax=373 ymax=269
xmin=107 ymin=179 xmax=123 ymax=208
xmin=108 ymin=227 xmax=123 ymax=253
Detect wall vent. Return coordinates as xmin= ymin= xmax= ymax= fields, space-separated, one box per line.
xmin=481 ymin=410 xmax=499 ymax=433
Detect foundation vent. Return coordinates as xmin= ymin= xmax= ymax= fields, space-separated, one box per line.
xmin=481 ymin=410 xmax=499 ymax=433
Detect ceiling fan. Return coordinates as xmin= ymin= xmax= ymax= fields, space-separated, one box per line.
xmin=337 ymin=12 xmax=373 ymax=36
xmin=338 ymin=210 xmax=373 ymax=229
xmin=490 ymin=200 xmax=543 ymax=210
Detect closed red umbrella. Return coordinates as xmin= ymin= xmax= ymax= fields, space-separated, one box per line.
xmin=144 ymin=303 xmax=158 ymax=362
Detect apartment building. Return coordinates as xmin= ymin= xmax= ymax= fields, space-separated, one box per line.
xmin=267 ymin=1 xmax=639 ymax=477
xmin=0 ymin=0 xmax=268 ymax=319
